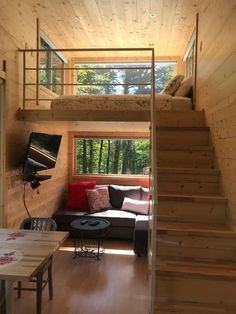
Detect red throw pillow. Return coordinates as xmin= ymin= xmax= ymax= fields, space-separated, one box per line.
xmin=65 ymin=181 xmax=96 ymax=211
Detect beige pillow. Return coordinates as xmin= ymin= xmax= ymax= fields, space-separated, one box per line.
xmin=174 ymin=76 xmax=193 ymax=97
xmin=121 ymin=197 xmax=149 ymax=215
xmin=161 ymin=75 xmax=185 ymax=95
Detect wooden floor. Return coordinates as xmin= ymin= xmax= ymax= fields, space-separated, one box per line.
xmin=14 ymin=239 xmax=149 ymax=314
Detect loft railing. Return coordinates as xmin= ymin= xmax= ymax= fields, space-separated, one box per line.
xmin=18 ymin=46 xmax=158 ymax=313
xmin=18 ymin=47 xmax=154 ymax=110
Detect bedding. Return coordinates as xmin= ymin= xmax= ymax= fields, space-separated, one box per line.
xmin=174 ymin=76 xmax=193 ymax=97
xmin=160 ymin=74 xmax=185 ymax=95
xmin=51 ymin=93 xmax=192 ymax=111
xmin=172 ymin=96 xmax=192 ymax=110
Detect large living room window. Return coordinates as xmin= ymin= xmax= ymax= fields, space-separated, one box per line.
xmin=69 ymin=132 xmax=150 ymax=183
xmin=75 ymin=61 xmax=176 ymax=95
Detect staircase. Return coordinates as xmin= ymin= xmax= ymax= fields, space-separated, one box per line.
xmin=154 ymin=110 xmax=236 ymax=313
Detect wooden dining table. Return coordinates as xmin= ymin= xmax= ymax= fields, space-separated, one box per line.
xmin=0 ymin=227 xmax=68 ymax=314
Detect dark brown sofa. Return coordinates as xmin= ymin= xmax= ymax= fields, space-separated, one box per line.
xmin=53 ymin=184 xmax=149 ymax=255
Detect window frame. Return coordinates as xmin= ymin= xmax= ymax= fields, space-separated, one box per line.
xmin=69 ymin=131 xmax=150 ymax=187
xmin=183 ymin=28 xmax=196 ymax=78
xmin=40 ymin=32 xmax=67 ymax=95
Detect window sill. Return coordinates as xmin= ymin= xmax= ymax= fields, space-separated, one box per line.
xmin=70 ymin=174 xmax=149 ymax=187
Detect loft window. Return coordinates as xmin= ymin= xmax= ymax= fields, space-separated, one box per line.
xmin=183 ymin=29 xmax=196 ymax=78
xmin=75 ymin=61 xmax=176 ymax=95
xmin=185 ymin=45 xmax=195 ymax=78
xmin=40 ymin=35 xmax=65 ymax=95
xmin=73 ymin=136 xmax=150 ymax=176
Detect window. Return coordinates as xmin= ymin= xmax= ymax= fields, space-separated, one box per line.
xmin=155 ymin=62 xmax=176 ymax=92
xmin=75 ymin=61 xmax=176 ymax=95
xmin=40 ymin=37 xmax=65 ymax=95
xmin=185 ymin=44 xmax=195 ymax=78
xmin=183 ymin=29 xmax=196 ymax=78
xmin=72 ymin=134 xmax=150 ymax=176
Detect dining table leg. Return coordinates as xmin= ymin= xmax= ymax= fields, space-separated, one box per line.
xmin=5 ymin=280 xmax=14 ymax=314
xmin=1 ymin=280 xmax=6 ymax=314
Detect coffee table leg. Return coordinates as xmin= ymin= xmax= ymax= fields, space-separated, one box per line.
xmin=97 ymin=239 xmax=100 ymax=260
xmin=73 ymin=232 xmax=85 ymax=258
xmin=73 ymin=238 xmax=76 ymax=258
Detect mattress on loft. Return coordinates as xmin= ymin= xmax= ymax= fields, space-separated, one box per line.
xmin=172 ymin=96 xmax=192 ymax=110
xmin=51 ymin=94 xmax=192 ymax=111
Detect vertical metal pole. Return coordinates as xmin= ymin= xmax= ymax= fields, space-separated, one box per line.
xmin=193 ymin=13 xmax=199 ymax=109
xmin=148 ymin=48 xmax=157 ymax=314
xmin=36 ymin=18 xmax=40 ymax=106
xmin=23 ymin=51 xmax=26 ymax=110
xmin=62 ymin=62 xmax=65 ymax=95
xmin=0 ymin=75 xmax=6 ymax=228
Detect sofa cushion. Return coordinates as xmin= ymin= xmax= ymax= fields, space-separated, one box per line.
xmin=65 ymin=181 xmax=96 ymax=211
xmin=108 ymin=185 xmax=142 ymax=208
xmin=141 ymin=187 xmax=150 ymax=201
xmin=88 ymin=210 xmax=136 ymax=228
xmin=136 ymin=215 xmax=149 ymax=222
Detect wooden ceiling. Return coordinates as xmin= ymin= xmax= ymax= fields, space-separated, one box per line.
xmin=21 ymin=0 xmax=202 ymax=58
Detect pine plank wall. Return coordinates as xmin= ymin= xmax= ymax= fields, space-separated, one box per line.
xmin=0 ymin=0 xmax=236 ymax=229
xmin=0 ymin=5 xmax=69 ymax=227
xmin=196 ymin=0 xmax=236 ymax=227
xmin=0 ymin=1 xmax=149 ymax=227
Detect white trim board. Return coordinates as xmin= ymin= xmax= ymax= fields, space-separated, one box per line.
xmin=40 ymin=31 xmax=68 ymax=64
xmin=183 ymin=28 xmax=196 ymax=61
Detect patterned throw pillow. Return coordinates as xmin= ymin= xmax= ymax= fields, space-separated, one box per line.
xmin=86 ymin=187 xmax=111 ymax=213
xmin=161 ymin=75 xmax=185 ymax=96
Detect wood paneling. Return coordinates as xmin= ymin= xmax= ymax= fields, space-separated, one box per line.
xmin=0 ymin=0 xmax=200 ymax=58
xmin=0 ymin=9 xmax=69 ymax=227
xmin=196 ymin=0 xmax=236 ymax=226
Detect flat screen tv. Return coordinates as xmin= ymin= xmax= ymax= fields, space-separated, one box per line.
xmin=22 ymin=132 xmax=62 ymax=181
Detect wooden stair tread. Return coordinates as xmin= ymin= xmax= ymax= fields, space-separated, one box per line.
xmin=158 ymin=193 xmax=228 ymax=203
xmin=156 ymin=215 xmax=226 ymax=224
xmin=155 ymin=300 xmax=236 ymax=313
xmin=156 ymin=221 xmax=236 ymax=237
xmin=156 ymin=256 xmax=236 ymax=279
xmin=155 ymin=110 xmax=206 ymax=128
xmin=157 ymin=145 xmax=214 ymax=151
xmin=153 ymin=110 xmax=234 ymax=309
xmin=157 ymin=167 xmax=220 ymax=175
xmin=157 ymin=126 xmax=209 ymax=131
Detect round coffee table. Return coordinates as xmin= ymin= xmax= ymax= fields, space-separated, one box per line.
xmin=70 ymin=217 xmax=110 ymax=260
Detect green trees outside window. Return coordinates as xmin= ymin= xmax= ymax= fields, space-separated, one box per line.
xmin=75 ymin=138 xmax=150 ymax=175
xmin=76 ymin=62 xmax=176 ymax=95
xmin=74 ymin=62 xmax=175 ymax=176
